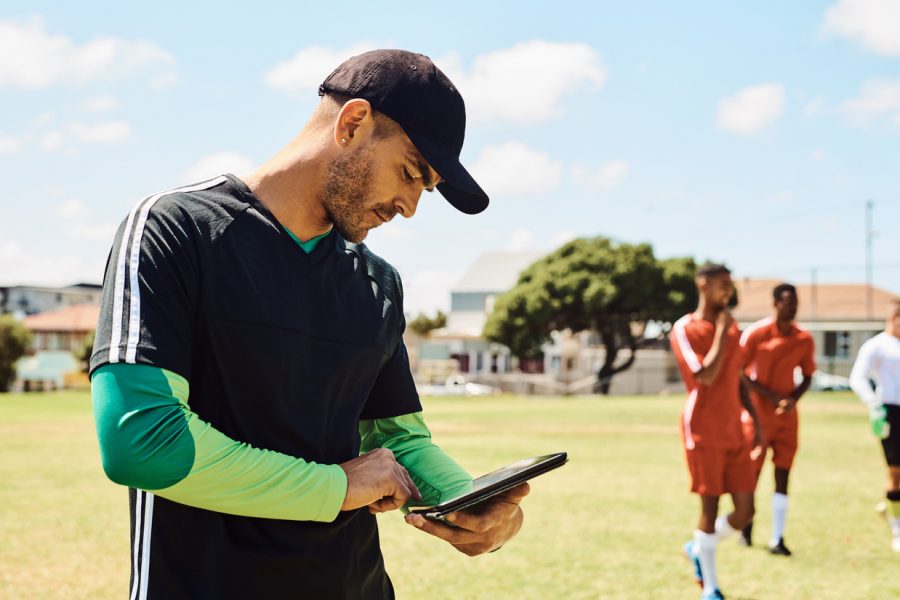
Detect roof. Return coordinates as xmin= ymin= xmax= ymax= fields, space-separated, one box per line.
xmin=22 ymin=304 xmax=101 ymax=332
xmin=451 ymin=251 xmax=544 ymax=293
xmin=732 ymin=278 xmax=899 ymax=322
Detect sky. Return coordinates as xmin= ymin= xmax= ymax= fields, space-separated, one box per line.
xmin=1 ymin=0 xmax=899 ymax=316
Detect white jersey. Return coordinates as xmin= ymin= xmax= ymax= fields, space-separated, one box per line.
xmin=849 ymin=332 xmax=900 ymax=408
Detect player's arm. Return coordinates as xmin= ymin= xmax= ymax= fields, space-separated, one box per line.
xmin=849 ymin=341 xmax=878 ymax=408
xmin=92 ymin=363 xmax=349 ymax=520
xmin=849 ymin=341 xmax=889 ymax=438
xmin=359 ymin=412 xmax=472 ymax=511
xmin=93 ymin=363 xmax=419 ymax=520
xmin=694 ymin=310 xmax=733 ymax=385
xmin=741 ymin=374 xmax=781 ymax=406
xmin=739 ymin=376 xmax=763 ymax=455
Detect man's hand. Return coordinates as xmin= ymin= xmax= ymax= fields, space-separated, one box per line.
xmin=775 ymin=397 xmax=797 ymax=415
xmin=869 ymin=405 xmax=891 ymax=440
xmin=339 ymin=448 xmax=420 ymax=512
xmin=716 ymin=309 xmax=734 ymax=332
xmin=749 ymin=422 xmax=764 ymax=461
xmin=404 ymin=482 xmax=530 ymax=556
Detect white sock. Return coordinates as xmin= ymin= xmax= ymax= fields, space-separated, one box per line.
xmin=771 ymin=492 xmax=789 ymax=544
xmin=714 ymin=514 xmax=736 ymax=542
xmin=890 ymin=517 xmax=900 ymax=538
xmin=694 ymin=529 xmax=718 ymax=594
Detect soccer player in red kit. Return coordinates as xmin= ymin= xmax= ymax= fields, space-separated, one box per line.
xmin=670 ymin=263 xmax=761 ymax=600
xmin=738 ymin=283 xmax=815 ymax=556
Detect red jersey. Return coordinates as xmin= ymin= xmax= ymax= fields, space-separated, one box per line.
xmin=740 ymin=317 xmax=816 ymax=407
xmin=670 ymin=314 xmax=744 ymax=449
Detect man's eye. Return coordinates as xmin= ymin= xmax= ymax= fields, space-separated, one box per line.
xmin=402 ymin=168 xmax=414 ymax=183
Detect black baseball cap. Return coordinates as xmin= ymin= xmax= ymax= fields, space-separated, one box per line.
xmin=319 ymin=49 xmax=488 ymax=215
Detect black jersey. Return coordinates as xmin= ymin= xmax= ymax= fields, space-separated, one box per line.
xmin=91 ymin=174 xmax=421 ymax=599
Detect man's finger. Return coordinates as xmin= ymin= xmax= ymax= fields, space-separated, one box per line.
xmin=497 ymin=482 xmax=531 ymax=503
xmin=404 ymin=513 xmax=478 ymax=545
xmin=396 ymin=465 xmax=421 ymax=502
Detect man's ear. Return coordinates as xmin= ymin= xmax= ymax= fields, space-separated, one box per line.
xmin=333 ymin=98 xmax=374 ymax=147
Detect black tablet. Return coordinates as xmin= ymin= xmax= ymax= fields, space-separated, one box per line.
xmin=408 ymin=452 xmax=568 ymax=519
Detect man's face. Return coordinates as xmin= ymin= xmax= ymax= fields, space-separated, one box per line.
xmin=321 ymin=127 xmax=440 ymax=243
xmin=699 ymin=273 xmax=734 ymax=310
xmin=774 ymin=290 xmax=798 ymax=321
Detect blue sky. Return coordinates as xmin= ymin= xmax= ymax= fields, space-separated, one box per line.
xmin=1 ymin=1 xmax=899 ymax=314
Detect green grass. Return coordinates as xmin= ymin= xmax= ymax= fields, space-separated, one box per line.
xmin=1 ymin=391 xmax=898 ymax=599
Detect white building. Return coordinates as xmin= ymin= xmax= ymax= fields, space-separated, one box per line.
xmin=0 ymin=284 xmax=102 ymax=318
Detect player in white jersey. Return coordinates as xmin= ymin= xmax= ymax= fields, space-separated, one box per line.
xmin=849 ymin=299 xmax=900 ymax=552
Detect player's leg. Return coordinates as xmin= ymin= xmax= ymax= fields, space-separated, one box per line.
xmin=739 ymin=412 xmax=764 ymax=547
xmin=769 ymin=414 xmax=797 ymax=555
xmin=881 ymin=406 xmax=900 ymax=552
xmin=683 ymin=446 xmax=726 ymax=597
xmin=693 ymin=495 xmax=723 ymax=598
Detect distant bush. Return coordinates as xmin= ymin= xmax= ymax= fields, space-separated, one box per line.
xmin=0 ymin=315 xmax=32 ymax=392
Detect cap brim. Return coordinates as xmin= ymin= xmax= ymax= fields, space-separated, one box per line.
xmin=404 ymin=130 xmax=489 ymax=215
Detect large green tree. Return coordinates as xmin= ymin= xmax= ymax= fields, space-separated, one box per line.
xmin=483 ymin=237 xmax=697 ymax=394
xmin=0 ymin=315 xmax=33 ymax=392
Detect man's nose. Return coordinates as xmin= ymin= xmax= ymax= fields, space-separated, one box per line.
xmin=393 ymin=192 xmax=421 ymax=219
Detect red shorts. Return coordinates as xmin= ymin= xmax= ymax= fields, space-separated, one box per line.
xmin=684 ymin=443 xmax=756 ymax=497
xmin=741 ymin=408 xmax=798 ymax=471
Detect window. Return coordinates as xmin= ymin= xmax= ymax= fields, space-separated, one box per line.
xmin=823 ymin=331 xmax=850 ymax=358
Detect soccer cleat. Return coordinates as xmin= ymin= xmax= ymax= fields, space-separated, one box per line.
xmin=738 ymin=523 xmax=752 ymax=547
xmin=876 ymin=501 xmax=887 ymax=519
xmin=893 ymin=536 xmax=900 ymax=553
xmin=768 ymin=538 xmax=792 ymax=556
xmin=701 ymin=589 xmax=726 ymax=600
xmin=683 ymin=541 xmax=703 ymax=587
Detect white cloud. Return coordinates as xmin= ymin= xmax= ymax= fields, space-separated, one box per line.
xmin=506 ymin=228 xmax=536 ymax=252
xmin=841 ymin=79 xmax=900 ymax=128
xmin=0 ymin=232 xmax=104 ymax=286
xmin=469 ymin=141 xmax=562 ymax=198
xmin=51 ymin=199 xmax=90 ymax=220
xmin=0 ymin=132 xmax=21 ymax=153
xmin=440 ymin=41 xmax=607 ymax=123
xmin=0 ymin=15 xmax=176 ymax=89
xmin=810 ymin=148 xmax=826 ymax=160
xmin=822 ymin=0 xmax=900 ymax=56
xmin=183 ymin=152 xmax=255 ymax=183
xmin=264 ymin=43 xmax=376 ymax=93
xmin=33 ymin=112 xmax=54 ymax=126
xmin=82 ymin=94 xmax=120 ymax=112
xmin=571 ymin=159 xmax=630 ymax=191
xmin=41 ymin=131 xmax=64 ymax=151
xmin=69 ymin=121 xmax=131 ymax=143
xmin=716 ymin=84 xmax=786 ymax=136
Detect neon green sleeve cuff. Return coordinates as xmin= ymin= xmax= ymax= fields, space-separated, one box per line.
xmin=359 ymin=411 xmax=472 ymax=508
xmin=92 ymin=363 xmax=346 ymax=522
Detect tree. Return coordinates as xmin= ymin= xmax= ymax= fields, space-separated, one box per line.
xmin=0 ymin=315 xmax=32 ymax=392
xmin=73 ymin=330 xmax=96 ymax=373
xmin=408 ymin=310 xmax=447 ymax=337
xmin=483 ymin=237 xmax=697 ymax=394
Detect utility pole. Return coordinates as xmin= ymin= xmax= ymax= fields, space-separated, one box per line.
xmin=866 ymin=200 xmax=874 ymax=319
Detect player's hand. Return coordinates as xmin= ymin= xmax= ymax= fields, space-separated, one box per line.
xmin=716 ymin=309 xmax=734 ymax=332
xmin=775 ymin=397 xmax=796 ymax=415
xmin=749 ymin=423 xmax=763 ymax=460
xmin=404 ymin=482 xmax=530 ymax=556
xmin=869 ymin=405 xmax=890 ymax=440
xmin=339 ymin=448 xmax=420 ymax=512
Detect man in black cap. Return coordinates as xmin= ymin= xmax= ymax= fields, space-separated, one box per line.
xmin=89 ymin=50 xmax=527 ymax=599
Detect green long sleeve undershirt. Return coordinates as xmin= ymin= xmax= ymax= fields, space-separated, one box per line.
xmin=91 ymin=363 xmax=472 ymax=521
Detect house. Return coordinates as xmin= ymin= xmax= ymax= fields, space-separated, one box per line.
xmin=415 ymin=251 xmax=543 ymax=383
xmin=0 ymin=283 xmax=102 ymax=318
xmin=23 ymin=304 xmax=100 ymax=352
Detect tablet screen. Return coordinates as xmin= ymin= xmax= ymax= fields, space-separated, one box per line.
xmin=408 ymin=452 xmax=567 ymax=518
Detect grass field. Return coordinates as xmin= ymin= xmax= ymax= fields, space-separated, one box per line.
xmin=1 ymin=390 xmax=898 ymax=599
